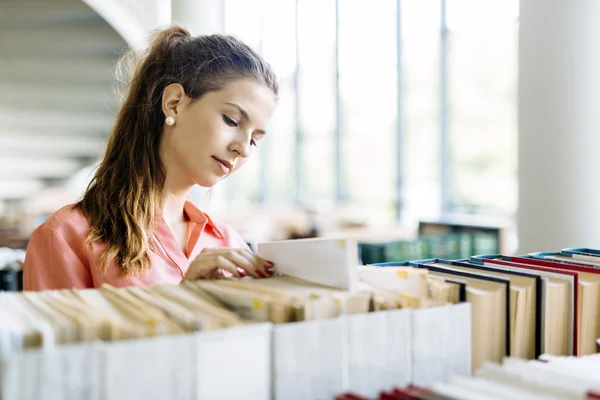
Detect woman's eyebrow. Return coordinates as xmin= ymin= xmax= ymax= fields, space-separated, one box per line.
xmin=224 ymin=102 xmax=250 ymax=120
xmin=224 ymin=102 xmax=266 ymax=135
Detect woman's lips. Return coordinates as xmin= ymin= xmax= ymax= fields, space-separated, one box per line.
xmin=212 ymin=156 xmax=233 ymax=174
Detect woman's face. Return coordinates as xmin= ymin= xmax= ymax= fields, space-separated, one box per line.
xmin=160 ymin=78 xmax=277 ymax=188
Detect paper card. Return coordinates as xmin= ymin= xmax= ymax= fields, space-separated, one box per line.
xmin=0 ymin=351 xmax=25 ymax=400
xmin=273 ymin=318 xmax=346 ymax=400
xmin=195 ymin=323 xmax=272 ymax=400
xmin=345 ymin=312 xmax=388 ymax=398
xmin=412 ymin=306 xmax=448 ymax=386
xmin=36 ymin=348 xmax=65 ymax=400
xmin=23 ymin=345 xmax=98 ymax=400
xmin=0 ymin=350 xmax=49 ymax=400
xmin=257 ymin=237 xmax=358 ymax=291
xmin=102 ymin=334 xmax=195 ymax=400
xmin=56 ymin=343 xmax=102 ymax=400
xmin=382 ymin=308 xmax=413 ymax=389
xmin=446 ymin=303 xmax=472 ymax=378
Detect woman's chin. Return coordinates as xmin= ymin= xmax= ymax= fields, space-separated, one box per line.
xmin=194 ymin=176 xmax=222 ymax=188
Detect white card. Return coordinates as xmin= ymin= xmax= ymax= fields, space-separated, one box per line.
xmin=382 ymin=308 xmax=413 ymax=389
xmin=195 ymin=323 xmax=272 ymax=400
xmin=345 ymin=312 xmax=388 ymax=398
xmin=447 ymin=303 xmax=472 ymax=378
xmin=0 ymin=351 xmax=24 ymax=400
xmin=273 ymin=318 xmax=346 ymax=400
xmin=412 ymin=306 xmax=446 ymax=386
xmin=102 ymin=334 xmax=194 ymax=400
xmin=257 ymin=237 xmax=358 ymax=290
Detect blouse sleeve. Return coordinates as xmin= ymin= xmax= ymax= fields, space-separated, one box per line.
xmin=23 ymin=226 xmax=93 ymax=291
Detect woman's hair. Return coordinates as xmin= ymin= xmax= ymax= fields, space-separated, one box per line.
xmin=75 ymin=25 xmax=279 ymax=277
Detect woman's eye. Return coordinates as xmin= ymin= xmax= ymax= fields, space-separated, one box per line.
xmin=222 ymin=115 xmax=238 ymax=127
xmin=250 ymin=139 xmax=257 ymax=147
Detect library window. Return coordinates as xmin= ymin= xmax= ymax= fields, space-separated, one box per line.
xmin=221 ymin=0 xmax=518 ymax=222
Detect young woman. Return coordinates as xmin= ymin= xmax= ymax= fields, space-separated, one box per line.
xmin=23 ymin=26 xmax=279 ymax=291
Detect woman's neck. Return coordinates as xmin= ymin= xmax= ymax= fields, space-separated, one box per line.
xmin=161 ymin=193 xmax=188 ymax=224
xmin=160 ymin=157 xmax=194 ymax=224
xmin=160 ymin=177 xmax=193 ymax=225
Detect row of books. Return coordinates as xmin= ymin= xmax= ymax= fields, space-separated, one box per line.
xmin=336 ymin=353 xmax=600 ymax=399
xmin=368 ymin=246 xmax=600 ymax=374
xmin=0 ymin=238 xmax=471 ymax=400
xmin=358 ymin=218 xmax=505 ymax=265
xmin=3 ymin=236 xmax=599 ymax=398
xmin=359 ymin=231 xmax=499 ymax=265
xmin=0 ymin=306 xmax=470 ymax=400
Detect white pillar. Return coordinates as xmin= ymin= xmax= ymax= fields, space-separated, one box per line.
xmin=518 ymin=0 xmax=600 ymax=253
xmin=171 ymin=0 xmax=225 ymax=35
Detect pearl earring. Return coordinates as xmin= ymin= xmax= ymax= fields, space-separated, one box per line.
xmin=165 ymin=116 xmax=175 ymax=126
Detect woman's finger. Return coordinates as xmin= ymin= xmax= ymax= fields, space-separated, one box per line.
xmin=235 ymin=250 xmax=268 ymax=277
xmin=222 ymin=251 xmax=262 ymax=278
xmin=192 ymin=248 xmax=275 ymax=279
xmin=185 ymin=254 xmax=240 ymax=280
xmin=211 ymin=255 xmax=242 ymax=278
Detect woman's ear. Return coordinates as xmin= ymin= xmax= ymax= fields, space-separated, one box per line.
xmin=161 ymin=83 xmax=186 ymax=118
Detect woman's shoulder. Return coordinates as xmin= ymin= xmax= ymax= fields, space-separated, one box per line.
xmin=34 ymin=203 xmax=91 ymax=239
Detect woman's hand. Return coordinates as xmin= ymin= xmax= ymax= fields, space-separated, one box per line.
xmin=184 ymin=247 xmax=275 ymax=280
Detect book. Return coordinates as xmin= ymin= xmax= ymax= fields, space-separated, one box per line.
xmin=479 ymin=254 xmax=600 ymax=356
xmin=426 ymin=259 xmax=542 ymax=359
xmin=471 ymin=254 xmax=577 ymax=356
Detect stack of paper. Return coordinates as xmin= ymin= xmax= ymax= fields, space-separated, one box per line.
xmin=0 ymin=305 xmax=472 ymax=400
xmin=0 ymin=282 xmax=245 ymax=358
xmin=0 ymin=237 xmax=473 ymax=399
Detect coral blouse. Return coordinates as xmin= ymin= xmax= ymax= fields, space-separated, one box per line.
xmin=23 ymin=201 xmax=250 ymax=291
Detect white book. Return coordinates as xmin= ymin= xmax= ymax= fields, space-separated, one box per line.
xmin=344 ymin=309 xmax=413 ymax=398
xmin=273 ymin=318 xmax=346 ymax=400
xmin=446 ymin=302 xmax=472 ymax=378
xmin=57 ymin=343 xmax=101 ymax=400
xmin=412 ymin=306 xmax=450 ymax=386
xmin=195 ymin=323 xmax=272 ymax=400
xmin=0 ymin=349 xmax=25 ymax=400
xmin=102 ymin=334 xmax=194 ymax=400
xmin=382 ymin=309 xmax=413 ymax=390
xmin=257 ymin=237 xmax=359 ymax=291
xmin=345 ymin=311 xmax=388 ymax=398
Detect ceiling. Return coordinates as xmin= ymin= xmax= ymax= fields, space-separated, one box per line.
xmin=0 ymin=0 xmax=127 ymax=206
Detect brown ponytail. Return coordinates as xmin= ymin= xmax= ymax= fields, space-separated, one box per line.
xmin=75 ymin=25 xmax=278 ymax=277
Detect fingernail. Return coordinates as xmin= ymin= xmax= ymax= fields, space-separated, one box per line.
xmin=267 ymin=261 xmax=275 ymax=266
xmin=256 ymin=270 xmax=266 ymax=278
